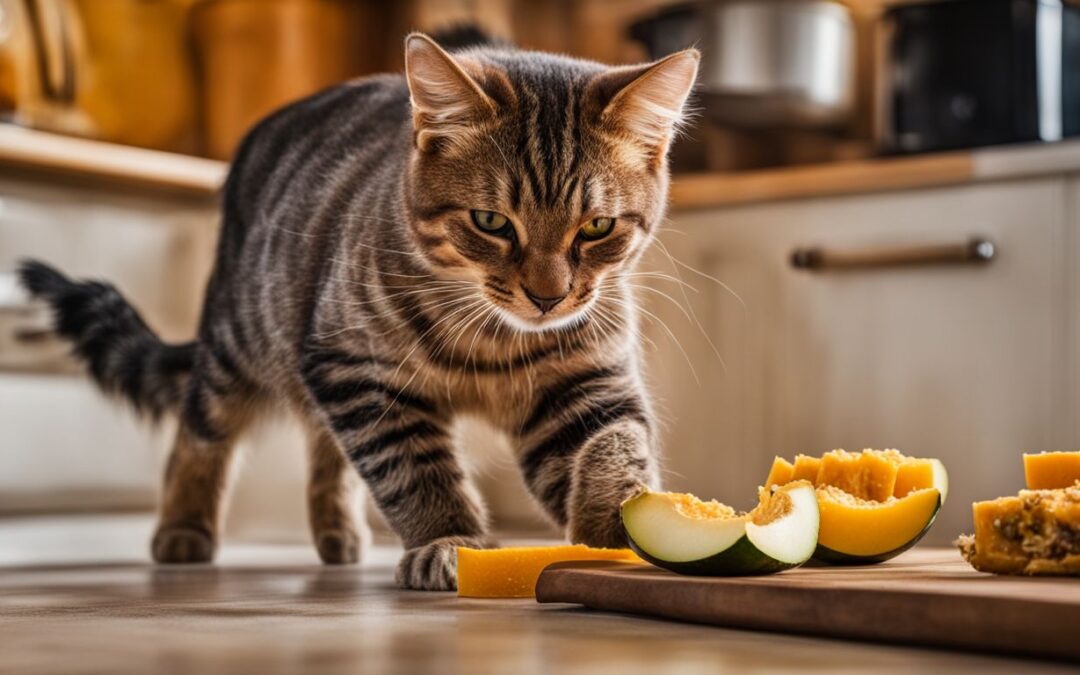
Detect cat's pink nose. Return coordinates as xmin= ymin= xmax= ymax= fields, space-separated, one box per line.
xmin=523 ymin=287 xmax=567 ymax=314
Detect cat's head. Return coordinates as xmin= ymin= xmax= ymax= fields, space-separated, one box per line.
xmin=403 ymin=33 xmax=698 ymax=332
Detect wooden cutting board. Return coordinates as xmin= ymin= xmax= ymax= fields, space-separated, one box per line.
xmin=535 ymin=548 xmax=1080 ymax=662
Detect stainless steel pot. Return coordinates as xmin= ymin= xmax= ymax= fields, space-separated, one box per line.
xmin=630 ymin=0 xmax=856 ymax=129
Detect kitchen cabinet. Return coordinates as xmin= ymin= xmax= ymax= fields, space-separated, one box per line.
xmin=647 ymin=177 xmax=1076 ymax=540
xmin=1071 ymin=176 xmax=1080 ymax=445
xmin=0 ymin=174 xmax=218 ymax=513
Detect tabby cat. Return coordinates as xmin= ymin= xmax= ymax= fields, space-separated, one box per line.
xmin=19 ymin=33 xmax=699 ymax=590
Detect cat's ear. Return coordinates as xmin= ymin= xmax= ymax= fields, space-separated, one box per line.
xmin=404 ymin=33 xmax=497 ymax=152
xmin=594 ymin=49 xmax=700 ymax=155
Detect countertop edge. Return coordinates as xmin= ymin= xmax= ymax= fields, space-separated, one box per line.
xmin=4 ymin=126 xmax=1080 ymax=208
xmin=0 ymin=125 xmax=227 ymax=199
xmin=669 ymin=139 xmax=1080 ymax=211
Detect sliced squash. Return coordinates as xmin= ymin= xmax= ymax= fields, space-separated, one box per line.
xmin=1023 ymin=451 xmax=1080 ymax=490
xmin=891 ymin=456 xmax=949 ymax=499
xmin=814 ymin=486 xmax=941 ymax=563
xmin=764 ymin=456 xmax=795 ymax=488
xmin=763 ymin=448 xmax=947 ymax=564
xmin=457 ymin=545 xmax=640 ymax=598
xmin=791 ymin=454 xmax=822 ymax=483
xmin=621 ymin=481 xmax=819 ymax=576
xmin=817 ymin=449 xmax=899 ymax=501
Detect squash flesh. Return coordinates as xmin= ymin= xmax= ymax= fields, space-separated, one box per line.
xmin=1024 ymin=451 xmax=1080 ymax=490
xmin=623 ymin=492 xmax=749 ymax=563
xmin=816 ymin=486 xmax=941 ymax=557
xmin=818 ymin=449 xmax=899 ymax=501
xmin=893 ymin=458 xmax=937 ymax=498
xmin=457 ymin=545 xmax=640 ymax=598
xmin=764 ymin=457 xmax=796 ymax=489
xmin=791 ymin=455 xmax=822 ymax=483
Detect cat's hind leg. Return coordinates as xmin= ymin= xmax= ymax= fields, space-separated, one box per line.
xmin=303 ymin=421 xmax=368 ymax=565
xmin=152 ymin=353 xmax=257 ymax=564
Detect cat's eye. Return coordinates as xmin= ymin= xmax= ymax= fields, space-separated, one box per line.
xmin=580 ymin=217 xmax=615 ymax=241
xmin=471 ymin=210 xmax=511 ymax=234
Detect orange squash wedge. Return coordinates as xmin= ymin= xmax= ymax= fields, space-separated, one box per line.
xmin=814 ymin=486 xmax=942 ymax=563
xmin=764 ymin=448 xmax=946 ymax=564
xmin=456 ymin=545 xmax=640 ymax=598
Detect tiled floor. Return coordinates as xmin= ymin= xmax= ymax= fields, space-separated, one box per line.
xmin=0 ymin=514 xmax=1071 ymax=674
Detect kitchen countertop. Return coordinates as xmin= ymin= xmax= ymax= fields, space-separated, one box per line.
xmin=671 ymin=139 xmax=1080 ymax=210
xmin=0 ymin=512 xmax=1070 ymax=674
xmin=0 ymin=125 xmax=226 ymax=198
xmin=4 ymin=124 xmax=1080 ymax=208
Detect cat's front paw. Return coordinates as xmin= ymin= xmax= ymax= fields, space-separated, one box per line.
xmin=395 ymin=536 xmax=490 ymax=591
xmin=568 ymin=493 xmax=632 ymax=550
xmin=569 ymin=512 xmax=629 ymax=550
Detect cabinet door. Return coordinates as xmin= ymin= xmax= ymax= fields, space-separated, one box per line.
xmin=0 ymin=179 xmax=217 ymax=512
xmin=646 ymin=178 xmax=1072 ymax=540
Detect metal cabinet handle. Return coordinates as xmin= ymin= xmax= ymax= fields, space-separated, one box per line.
xmin=790 ymin=238 xmax=995 ymax=271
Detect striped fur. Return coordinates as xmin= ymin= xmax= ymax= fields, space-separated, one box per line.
xmin=19 ymin=33 xmax=698 ymax=590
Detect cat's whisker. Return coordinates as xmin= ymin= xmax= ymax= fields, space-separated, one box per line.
xmin=601 ymin=295 xmax=702 ymax=385
xmin=640 ymin=240 xmax=731 ymax=371
xmin=327 ymin=283 xmax=475 ymax=308
xmin=347 ymin=239 xmax=428 ymax=259
xmin=373 ymin=295 xmax=488 ymax=423
xmin=621 ymin=270 xmax=700 ymax=294
xmin=273 ymin=224 xmax=319 ymax=238
xmin=339 ymin=213 xmax=406 ymax=226
xmin=652 ymin=236 xmax=746 ymax=309
xmin=429 ymin=300 xmax=495 ymax=398
xmin=336 ymin=277 xmax=473 ymax=292
xmin=329 ymin=256 xmax=435 ymax=279
xmin=484 ymin=133 xmax=514 ymax=175
xmin=617 ymin=282 xmax=695 ymax=325
xmin=466 ymin=306 xmax=500 ymax=386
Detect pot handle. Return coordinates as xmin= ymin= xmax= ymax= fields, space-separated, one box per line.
xmin=790 ymin=238 xmax=996 ymax=271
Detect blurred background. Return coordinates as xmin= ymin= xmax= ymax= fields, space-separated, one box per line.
xmin=0 ymin=0 xmax=1079 ymax=547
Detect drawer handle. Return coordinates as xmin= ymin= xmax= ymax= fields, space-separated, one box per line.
xmin=790 ymin=238 xmax=996 ymax=271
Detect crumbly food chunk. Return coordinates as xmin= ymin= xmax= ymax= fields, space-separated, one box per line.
xmin=957 ymin=482 xmax=1080 ymax=575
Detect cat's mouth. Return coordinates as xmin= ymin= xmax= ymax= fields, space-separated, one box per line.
xmin=485 ymin=291 xmax=594 ymax=333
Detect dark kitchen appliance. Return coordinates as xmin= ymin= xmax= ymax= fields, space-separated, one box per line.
xmin=880 ymin=0 xmax=1080 ymax=153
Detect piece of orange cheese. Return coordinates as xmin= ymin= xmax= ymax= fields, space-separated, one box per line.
xmin=1024 ymin=451 xmax=1080 ymax=490
xmin=457 ymin=545 xmax=640 ymax=598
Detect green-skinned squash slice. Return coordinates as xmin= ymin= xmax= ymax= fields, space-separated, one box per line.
xmin=621 ymin=481 xmax=819 ymax=576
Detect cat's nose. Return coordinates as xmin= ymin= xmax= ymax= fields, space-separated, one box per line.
xmin=523 ymin=287 xmax=567 ymax=314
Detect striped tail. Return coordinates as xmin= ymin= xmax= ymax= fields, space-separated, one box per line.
xmin=18 ymin=260 xmax=196 ymax=418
